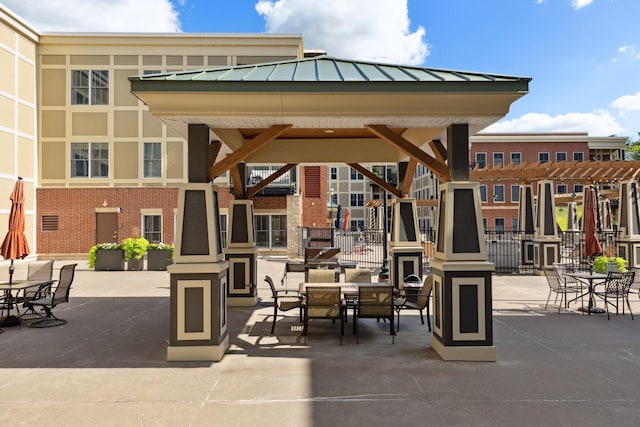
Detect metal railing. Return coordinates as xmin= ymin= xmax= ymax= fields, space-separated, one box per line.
xmin=298 ymin=227 xmax=622 ymax=274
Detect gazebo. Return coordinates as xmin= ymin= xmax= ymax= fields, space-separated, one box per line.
xmin=130 ymin=55 xmax=531 ymax=362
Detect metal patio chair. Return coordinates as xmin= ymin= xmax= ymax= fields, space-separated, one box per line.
xmin=593 ymin=271 xmax=635 ymax=320
xmin=264 ymin=275 xmax=303 ymax=334
xmin=302 ymin=286 xmax=344 ymax=344
xmin=355 ymin=285 xmax=395 ymax=343
xmin=25 ymin=263 xmax=77 ymax=328
xmin=543 ymin=268 xmax=583 ymax=314
xmin=395 ymin=275 xmax=432 ymax=332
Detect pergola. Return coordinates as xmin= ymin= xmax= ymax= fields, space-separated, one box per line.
xmin=130 ymin=55 xmax=531 ymax=362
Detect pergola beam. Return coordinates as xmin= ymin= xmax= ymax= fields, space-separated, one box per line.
xmin=208 ymin=124 xmax=292 ymax=180
xmin=365 ymin=125 xmax=451 ymax=181
xmin=347 ymin=163 xmax=400 ymax=196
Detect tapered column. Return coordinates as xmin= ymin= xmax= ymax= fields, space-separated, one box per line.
xmin=388 ymin=197 xmax=423 ymax=288
xmin=430 ymin=123 xmax=495 ymax=361
xmin=518 ymin=184 xmax=535 ymax=266
xmin=167 ymin=124 xmax=229 ymax=362
xmin=616 ymin=180 xmax=640 ymax=268
xmin=533 ymin=180 xmax=561 ymax=270
xmin=225 ymin=199 xmax=258 ymax=306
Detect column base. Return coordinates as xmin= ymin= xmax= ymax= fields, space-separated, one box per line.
xmin=431 ymin=336 xmax=496 ymax=362
xmin=227 ymin=295 xmax=257 ymax=307
xmin=167 ymin=335 xmax=229 ymax=362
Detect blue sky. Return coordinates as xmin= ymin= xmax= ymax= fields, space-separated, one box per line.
xmin=3 ymin=0 xmax=639 ymax=138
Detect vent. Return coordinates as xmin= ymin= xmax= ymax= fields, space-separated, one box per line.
xmin=304 ymin=166 xmax=321 ymax=198
xmin=41 ymin=215 xmax=59 ymax=231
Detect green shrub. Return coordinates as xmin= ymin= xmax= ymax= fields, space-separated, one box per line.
xmin=122 ymin=237 xmax=149 ymax=262
xmin=594 ymin=255 xmax=627 ymax=273
xmin=147 ymin=242 xmax=174 ymax=261
xmin=88 ymin=242 xmax=123 ymax=269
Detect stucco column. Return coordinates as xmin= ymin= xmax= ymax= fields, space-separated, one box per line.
xmin=533 ymin=180 xmax=561 ymax=270
xmin=616 ymin=179 xmax=640 ymax=268
xmin=430 ymin=123 xmax=496 ymax=361
xmin=225 ymin=199 xmax=258 ymax=306
xmin=518 ymin=184 xmax=535 ymax=266
xmin=166 ymin=123 xmax=230 ymax=362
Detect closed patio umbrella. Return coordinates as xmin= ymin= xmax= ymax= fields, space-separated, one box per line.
xmin=343 ymin=208 xmax=351 ymax=231
xmin=583 ymin=186 xmax=602 ymax=267
xmin=1 ymin=178 xmax=30 ymax=285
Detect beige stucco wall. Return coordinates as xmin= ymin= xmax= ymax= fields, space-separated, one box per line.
xmin=0 ymin=6 xmax=39 ymax=257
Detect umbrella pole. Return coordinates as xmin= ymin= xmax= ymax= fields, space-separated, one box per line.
xmin=8 ymin=259 xmax=14 ymax=286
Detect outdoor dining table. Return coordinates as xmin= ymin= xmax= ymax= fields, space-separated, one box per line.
xmin=565 ymin=272 xmax=607 ymax=315
xmin=0 ymin=280 xmax=50 ymax=317
xmin=299 ymin=282 xmax=395 ymax=333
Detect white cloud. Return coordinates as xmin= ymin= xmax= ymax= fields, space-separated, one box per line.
xmin=1 ymin=0 xmax=181 ymax=32
xmin=572 ymin=0 xmax=594 ymax=10
xmin=484 ymin=111 xmax=623 ymax=136
xmin=255 ymin=0 xmax=428 ymax=65
xmin=612 ymin=92 xmax=640 ymax=113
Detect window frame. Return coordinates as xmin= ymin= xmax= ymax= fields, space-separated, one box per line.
xmin=493 ymin=184 xmax=505 ymax=203
xmin=71 ymin=69 xmax=109 ymax=106
xmin=493 ymin=152 xmax=504 ymax=167
xmin=70 ymin=142 xmax=109 ymax=178
xmin=143 ymin=142 xmax=162 ymax=178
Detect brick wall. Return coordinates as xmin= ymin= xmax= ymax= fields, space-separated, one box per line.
xmin=37 ymin=187 xmax=178 ymax=255
xmin=300 ymin=166 xmax=328 ymax=227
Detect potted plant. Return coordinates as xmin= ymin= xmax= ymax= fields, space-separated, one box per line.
xmin=147 ymin=242 xmax=174 ymax=271
xmin=594 ymin=255 xmax=627 ymax=273
xmin=122 ymin=237 xmax=149 ymax=271
xmin=89 ymin=242 xmax=125 ymax=271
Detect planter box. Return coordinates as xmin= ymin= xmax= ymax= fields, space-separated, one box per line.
xmin=147 ymin=250 xmax=173 ymax=271
xmin=95 ymin=249 xmax=125 ymax=271
xmin=127 ymin=257 xmax=144 ymax=271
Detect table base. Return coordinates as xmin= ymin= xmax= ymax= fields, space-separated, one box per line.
xmin=577 ymin=306 xmax=605 ymax=314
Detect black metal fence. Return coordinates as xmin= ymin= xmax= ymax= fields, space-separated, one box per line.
xmin=298 ymin=227 xmax=622 ymax=274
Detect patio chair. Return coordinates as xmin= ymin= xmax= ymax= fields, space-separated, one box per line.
xmin=25 ymin=263 xmax=77 ymax=328
xmin=543 ymin=268 xmax=583 ymax=314
xmin=355 ymin=285 xmax=395 ymax=343
xmin=395 ymin=275 xmax=432 ymax=332
xmin=20 ymin=260 xmax=55 ymax=318
xmin=344 ymin=268 xmax=371 ymax=283
xmin=264 ymin=275 xmax=303 ymax=334
xmin=307 ymin=268 xmax=337 ymax=283
xmin=629 ymin=267 xmax=640 ymax=299
xmin=302 ymin=286 xmax=344 ymax=344
xmin=593 ymin=271 xmax=635 ymax=320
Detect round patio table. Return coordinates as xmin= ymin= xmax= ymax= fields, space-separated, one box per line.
xmin=565 ymin=271 xmax=607 ymax=314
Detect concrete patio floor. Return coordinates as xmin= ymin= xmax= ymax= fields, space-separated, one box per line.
xmin=1 ymin=258 xmax=640 ymax=426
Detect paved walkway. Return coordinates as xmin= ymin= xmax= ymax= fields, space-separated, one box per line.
xmin=1 ymin=258 xmax=639 ymax=426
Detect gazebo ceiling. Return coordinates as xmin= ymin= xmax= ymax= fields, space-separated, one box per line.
xmin=130 ymin=55 xmax=531 ymax=183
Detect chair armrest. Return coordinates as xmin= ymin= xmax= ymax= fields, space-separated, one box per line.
xmin=22 ymin=281 xmax=56 ymax=302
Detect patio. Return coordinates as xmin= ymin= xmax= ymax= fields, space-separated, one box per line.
xmin=1 ymin=258 xmax=639 ymax=426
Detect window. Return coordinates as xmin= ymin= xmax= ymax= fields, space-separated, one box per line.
xmin=495 ymin=218 xmax=505 ymax=234
xmin=511 ymin=217 xmax=519 ymax=232
xmin=350 ymin=193 xmax=364 ymax=206
xmin=480 ymin=185 xmax=487 ymax=203
xmin=255 ymin=214 xmax=287 ymax=247
xmin=556 ymin=184 xmax=568 ymax=194
xmin=539 ymin=152 xmax=550 ymax=163
xmin=349 ymin=169 xmax=363 ymax=180
xmin=574 ymin=184 xmax=584 ymax=194
xmin=511 ymin=185 xmax=520 ymax=203
xmin=143 ymin=142 xmax=162 ymax=178
xmin=493 ymin=185 xmax=504 ymax=202
xmin=475 ymin=153 xmax=486 ymax=169
xmin=510 ymin=152 xmax=521 ymax=165
xmin=220 ymin=214 xmax=227 ymax=248
xmin=573 ymin=152 xmax=584 ymax=162
xmin=482 ymin=218 xmax=488 ymax=233
xmin=143 ymin=215 xmax=162 ymax=243
xmin=330 ymin=167 xmax=337 ymax=180
xmin=493 ymin=152 xmax=504 ymax=167
xmin=71 ymin=142 xmax=108 ymax=178
xmin=556 ymin=152 xmax=567 ymax=162
xmin=71 ymin=70 xmax=109 ymax=105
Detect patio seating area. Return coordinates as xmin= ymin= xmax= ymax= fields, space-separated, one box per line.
xmin=1 ymin=258 xmax=640 ymax=425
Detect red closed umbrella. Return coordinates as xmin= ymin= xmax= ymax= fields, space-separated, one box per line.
xmin=343 ymin=208 xmax=351 ymax=231
xmin=583 ymin=186 xmax=602 ymax=263
xmin=1 ymin=178 xmax=30 ymax=285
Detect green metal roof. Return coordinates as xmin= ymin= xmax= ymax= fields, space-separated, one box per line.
xmin=129 ymin=55 xmax=531 ymax=93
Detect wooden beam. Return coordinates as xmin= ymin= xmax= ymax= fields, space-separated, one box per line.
xmin=429 ymin=139 xmax=447 ymax=163
xmin=209 ymin=140 xmax=222 ymax=169
xmin=208 ymin=124 xmax=292 ymax=180
xmin=347 ymin=163 xmax=400 ymax=196
xmin=401 ymin=158 xmax=418 ymax=196
xmin=246 ymin=164 xmax=297 ymax=198
xmin=230 ymin=164 xmax=244 ymax=199
xmin=365 ymin=125 xmax=451 ymax=181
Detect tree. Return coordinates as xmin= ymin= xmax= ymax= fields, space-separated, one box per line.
xmin=626 ymin=132 xmax=640 ymax=160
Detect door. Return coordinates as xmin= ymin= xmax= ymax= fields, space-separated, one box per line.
xmin=96 ymin=212 xmax=118 ymax=243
